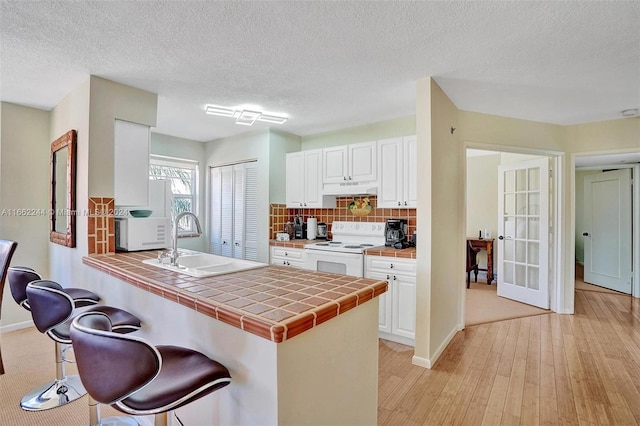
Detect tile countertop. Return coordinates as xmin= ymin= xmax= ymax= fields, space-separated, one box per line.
xmin=83 ymin=251 xmax=387 ymax=343
xmin=269 ymin=240 xmax=417 ymax=259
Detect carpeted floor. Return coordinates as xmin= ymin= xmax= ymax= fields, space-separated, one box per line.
xmin=465 ymin=279 xmax=550 ymax=326
xmin=0 ymin=327 xmax=144 ymax=426
xmin=465 ymin=265 xmax=629 ymax=326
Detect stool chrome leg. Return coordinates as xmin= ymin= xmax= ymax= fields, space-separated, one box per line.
xmin=88 ymin=395 xmax=139 ymax=426
xmin=20 ymin=342 xmax=86 ymax=411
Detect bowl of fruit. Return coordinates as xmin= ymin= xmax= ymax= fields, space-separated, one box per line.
xmin=348 ymin=197 xmax=373 ymax=216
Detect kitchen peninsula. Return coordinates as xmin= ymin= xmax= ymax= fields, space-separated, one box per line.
xmin=82 ymin=250 xmax=386 ymax=425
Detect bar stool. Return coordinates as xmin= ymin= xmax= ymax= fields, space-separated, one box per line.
xmin=23 ymin=280 xmax=142 ymax=412
xmin=8 ymin=266 xmax=100 ymax=310
xmin=70 ymin=311 xmax=232 ymax=426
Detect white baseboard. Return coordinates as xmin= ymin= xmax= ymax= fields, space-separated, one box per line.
xmin=411 ymin=325 xmax=460 ymax=369
xmin=0 ymin=320 xmax=34 ymax=334
xmin=412 ymin=354 xmax=431 ymax=369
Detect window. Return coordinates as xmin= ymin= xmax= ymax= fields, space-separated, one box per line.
xmin=149 ymin=156 xmax=198 ymax=233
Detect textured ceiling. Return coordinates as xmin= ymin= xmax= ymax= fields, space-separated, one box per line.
xmin=1 ymin=1 xmax=639 ymax=142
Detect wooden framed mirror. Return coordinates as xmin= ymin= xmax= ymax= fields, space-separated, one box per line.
xmin=50 ymin=130 xmax=76 ymax=247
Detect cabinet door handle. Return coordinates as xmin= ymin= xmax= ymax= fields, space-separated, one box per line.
xmin=397 ymin=201 xmax=401 ymax=206
xmin=299 ymin=203 xmax=303 ymax=207
xmin=348 ymin=176 xmax=352 ymax=180
xmin=284 ymin=252 xmax=288 ymax=256
xmin=393 ymin=275 xmax=397 ymax=281
xmin=235 ymin=242 xmax=240 ymax=246
xmin=343 ymin=176 xmax=347 ymax=181
xmin=404 ymin=201 xmax=407 ymax=206
xmin=582 ymin=232 xmax=589 ymax=237
xmin=386 ymin=274 xmax=390 ymax=280
xmin=283 ymin=260 xmax=287 ymax=265
xmin=390 ymin=264 xmax=394 ymax=269
xmin=304 ymin=203 xmax=307 ymax=207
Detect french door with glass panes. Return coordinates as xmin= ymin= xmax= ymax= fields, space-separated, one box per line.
xmin=497 ymin=158 xmax=550 ymax=309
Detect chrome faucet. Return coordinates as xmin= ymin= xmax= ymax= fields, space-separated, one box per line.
xmin=169 ymin=211 xmax=203 ymax=265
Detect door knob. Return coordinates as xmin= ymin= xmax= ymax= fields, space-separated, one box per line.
xmin=498 ymin=235 xmax=504 ymax=240
xmin=582 ymin=232 xmax=589 ymax=237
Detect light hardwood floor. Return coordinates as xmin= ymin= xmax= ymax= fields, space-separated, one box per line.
xmin=1 ymin=288 xmax=638 ymax=425
xmin=378 ymin=289 xmax=640 ymax=425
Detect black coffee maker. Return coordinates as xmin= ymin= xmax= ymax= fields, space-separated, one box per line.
xmin=385 ymin=218 xmax=408 ymax=247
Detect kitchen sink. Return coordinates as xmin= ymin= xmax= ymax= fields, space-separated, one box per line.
xmin=142 ymin=251 xmax=267 ymax=278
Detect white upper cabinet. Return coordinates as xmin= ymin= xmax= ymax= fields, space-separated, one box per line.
xmin=286 ymin=149 xmax=335 ymax=208
xmin=377 ymin=135 xmax=417 ymax=208
xmin=322 ymin=141 xmax=376 ymax=184
xmin=114 ymin=119 xmax=150 ymax=206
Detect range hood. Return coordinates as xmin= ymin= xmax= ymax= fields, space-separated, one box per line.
xmin=322 ymin=182 xmax=378 ymax=196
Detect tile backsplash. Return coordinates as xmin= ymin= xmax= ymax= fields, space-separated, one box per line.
xmin=270 ymin=196 xmax=416 ymax=240
xmin=88 ymin=197 xmax=115 ymax=255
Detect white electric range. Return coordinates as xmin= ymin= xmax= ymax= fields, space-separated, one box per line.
xmin=304 ymin=221 xmax=386 ymax=277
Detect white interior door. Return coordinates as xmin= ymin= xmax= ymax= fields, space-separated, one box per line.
xmin=497 ymin=158 xmax=550 ymax=309
xmin=583 ymin=169 xmax=632 ymax=293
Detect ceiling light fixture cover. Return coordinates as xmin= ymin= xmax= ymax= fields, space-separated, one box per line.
xmin=205 ymin=104 xmax=288 ymax=125
xmin=621 ymin=108 xmax=638 ymax=117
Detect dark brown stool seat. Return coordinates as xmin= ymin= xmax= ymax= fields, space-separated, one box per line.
xmin=22 ymin=280 xmax=141 ymax=412
xmin=8 ymin=266 xmax=100 ymax=309
xmin=71 ymin=311 xmax=231 ymax=426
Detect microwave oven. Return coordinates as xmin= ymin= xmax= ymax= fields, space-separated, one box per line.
xmin=115 ymin=217 xmax=171 ymax=252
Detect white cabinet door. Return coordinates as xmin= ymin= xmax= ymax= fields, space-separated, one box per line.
xmin=377 ymin=136 xmax=416 ymax=208
xmin=391 ymin=273 xmax=416 ymax=339
xmin=270 ymin=246 xmax=306 ymax=269
xmin=403 ymin=136 xmax=418 ymax=208
xmin=219 ymin=166 xmax=234 ymax=258
xmin=365 ymin=255 xmax=416 ymax=344
xmin=323 ymin=146 xmax=348 ymax=183
xmin=209 ymin=167 xmax=222 ymax=255
xmin=366 ymin=271 xmax=392 ymax=334
xmin=114 ymin=119 xmax=150 ymax=206
xmin=377 ymin=138 xmax=403 ymax=208
xmin=232 ymin=164 xmax=245 ymax=259
xmin=348 ymin=141 xmax=377 ymax=182
xmin=243 ymin=162 xmax=259 ymax=261
xmin=285 ymin=152 xmax=304 ymax=208
xmin=303 ymin=150 xmax=323 ymax=207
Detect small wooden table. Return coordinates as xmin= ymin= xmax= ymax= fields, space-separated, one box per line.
xmin=467 ymin=238 xmax=495 ymax=284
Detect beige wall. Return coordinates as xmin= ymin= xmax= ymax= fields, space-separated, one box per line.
xmin=88 ymin=76 xmax=157 ymax=198
xmin=49 ymin=77 xmax=158 ymax=290
xmin=301 ymin=115 xmax=416 ymax=150
xmin=0 ymin=102 xmax=51 ymax=329
xmin=205 ymin=130 xmax=271 ymax=263
xmin=268 ymin=130 xmax=301 ymax=203
xmin=466 ymin=153 xmax=500 ymax=267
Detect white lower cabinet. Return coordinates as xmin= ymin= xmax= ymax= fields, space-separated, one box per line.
xmin=270 ymin=246 xmax=306 ymax=269
xmin=365 ymin=256 xmax=416 ymax=346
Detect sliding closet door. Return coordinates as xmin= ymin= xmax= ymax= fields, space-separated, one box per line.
xmin=209 ymin=161 xmax=258 ymax=261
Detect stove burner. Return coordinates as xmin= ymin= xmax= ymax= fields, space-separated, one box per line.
xmin=329 ymin=241 xmax=342 ymax=244
xmin=315 ymin=243 xmax=329 ymax=246
xmin=360 ymin=244 xmax=374 ymax=247
xmin=343 ymin=245 xmax=364 ymax=249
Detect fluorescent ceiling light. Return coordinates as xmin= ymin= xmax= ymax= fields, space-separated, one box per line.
xmin=257 ymin=114 xmax=288 ymax=124
xmin=204 ymin=104 xmax=288 ymax=125
xmin=236 ymin=110 xmax=261 ymax=126
xmin=205 ymin=104 xmax=235 ymax=117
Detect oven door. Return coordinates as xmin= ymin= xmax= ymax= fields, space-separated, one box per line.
xmin=304 ymin=250 xmax=364 ymax=277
